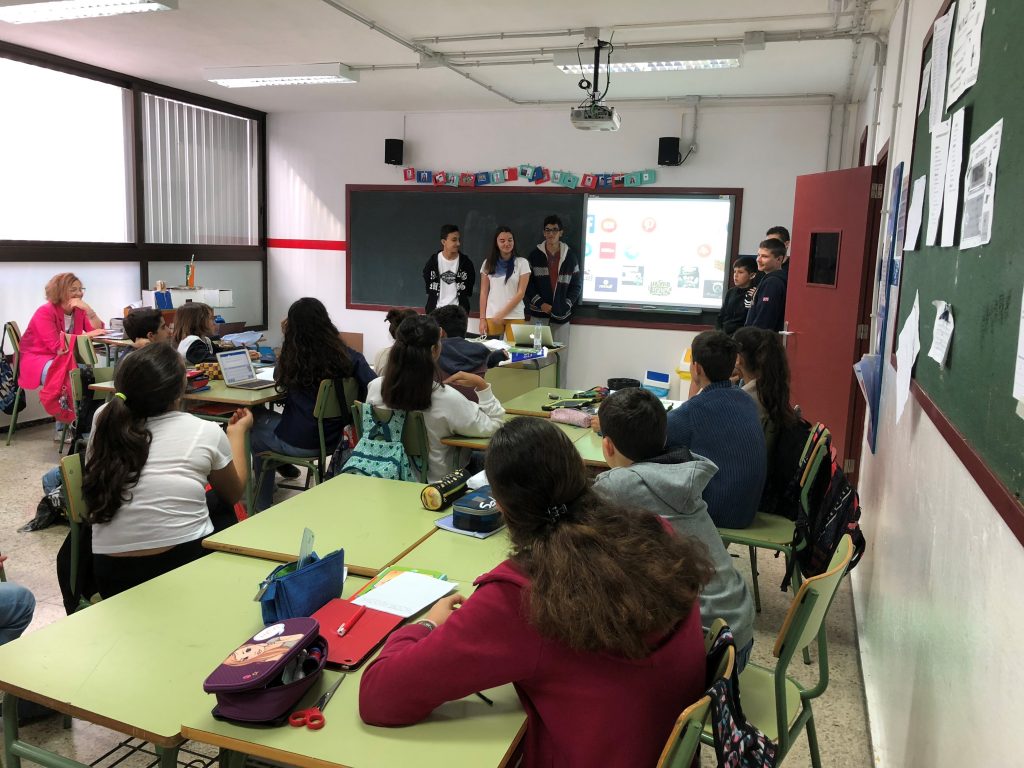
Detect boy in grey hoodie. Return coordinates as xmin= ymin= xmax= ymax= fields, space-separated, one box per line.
xmin=592 ymin=387 xmax=756 ymax=668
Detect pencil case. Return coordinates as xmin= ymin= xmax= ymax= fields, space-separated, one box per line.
xmin=420 ymin=469 xmax=470 ymax=510
xmin=549 ymin=408 xmax=592 ymax=428
xmin=257 ymin=549 xmax=346 ymax=624
xmin=204 ymin=617 xmax=327 ymax=725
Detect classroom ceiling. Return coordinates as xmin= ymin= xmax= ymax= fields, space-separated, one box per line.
xmin=0 ymin=0 xmax=898 ymax=113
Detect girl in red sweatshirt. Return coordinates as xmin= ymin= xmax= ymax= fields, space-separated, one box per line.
xmin=360 ymin=417 xmax=713 ymax=768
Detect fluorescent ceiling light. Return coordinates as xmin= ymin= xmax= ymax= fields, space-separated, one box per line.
xmin=0 ymin=0 xmax=176 ymax=23
xmin=554 ymin=44 xmax=742 ymax=74
xmin=204 ymin=63 xmax=359 ymax=88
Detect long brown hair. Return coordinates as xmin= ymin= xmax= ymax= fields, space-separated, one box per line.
xmin=483 ymin=226 xmax=520 ymax=279
xmin=173 ymin=302 xmax=214 ymax=345
xmin=485 ymin=418 xmax=713 ymax=659
xmin=733 ymin=326 xmax=797 ymax=427
xmin=276 ymin=298 xmax=353 ymax=390
xmin=381 ymin=314 xmax=441 ymax=411
xmin=82 ymin=344 xmax=186 ymax=524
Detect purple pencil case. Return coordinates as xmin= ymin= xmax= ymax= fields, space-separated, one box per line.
xmin=203 ymin=617 xmax=328 ymax=725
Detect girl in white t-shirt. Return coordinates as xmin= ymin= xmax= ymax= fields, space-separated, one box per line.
xmin=479 ymin=226 xmax=531 ymax=339
xmin=83 ymin=343 xmax=253 ymax=597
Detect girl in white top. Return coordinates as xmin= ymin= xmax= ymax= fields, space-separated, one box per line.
xmin=365 ymin=314 xmax=505 ymax=483
xmin=479 ymin=226 xmax=531 ymax=339
xmin=83 ymin=343 xmax=253 ymax=597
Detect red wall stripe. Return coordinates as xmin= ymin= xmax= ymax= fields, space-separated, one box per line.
xmin=267 ymin=238 xmax=346 ymax=251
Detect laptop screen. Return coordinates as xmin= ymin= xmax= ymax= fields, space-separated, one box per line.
xmin=217 ymin=349 xmax=255 ymax=384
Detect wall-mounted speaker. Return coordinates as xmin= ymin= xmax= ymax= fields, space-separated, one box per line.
xmin=384 ymin=138 xmax=404 ymax=165
xmin=658 ymin=136 xmax=682 ymax=166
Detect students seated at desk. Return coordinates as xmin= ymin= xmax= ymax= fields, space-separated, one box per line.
xmin=82 ymin=344 xmax=252 ymax=597
xmin=251 ymin=298 xmax=375 ymax=511
xmin=592 ymin=387 xmax=755 ymax=670
xmin=666 ymin=330 xmax=766 ymax=529
xmin=360 ymin=417 xmax=712 ymax=768
xmin=364 ymin=314 xmax=504 ymax=483
xmin=431 ymin=305 xmax=506 ymax=402
xmin=173 ymin=302 xmax=219 ymax=364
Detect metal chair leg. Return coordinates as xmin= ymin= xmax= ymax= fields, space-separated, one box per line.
xmin=5 ymin=389 xmax=22 ymax=446
xmin=748 ymin=545 xmax=762 ymax=613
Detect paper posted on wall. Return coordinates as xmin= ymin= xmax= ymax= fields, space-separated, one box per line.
xmin=941 ymin=109 xmax=966 ymax=247
xmin=959 ymin=118 xmax=1003 ymax=249
xmin=903 ymin=175 xmax=927 ymax=252
xmin=946 ymin=0 xmax=988 ymax=108
xmin=1014 ymin=287 xmax=1024 ymax=403
xmin=929 ymin=4 xmax=955 ymax=132
xmin=895 ymin=292 xmax=921 ymax=424
xmin=927 ymin=301 xmax=955 ymax=368
xmin=926 ymin=119 xmax=951 ymax=247
xmin=918 ymin=61 xmax=931 ymax=117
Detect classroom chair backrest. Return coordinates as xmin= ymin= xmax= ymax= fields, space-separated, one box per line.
xmin=773 ymin=534 xmax=854 ymax=666
xmin=656 ymin=633 xmax=736 ymax=768
xmin=350 ymin=401 xmax=429 ymax=483
xmin=4 ymin=321 xmax=22 ymax=354
xmin=798 ymin=433 xmax=832 ymax=516
xmin=59 ymin=453 xmax=88 ymax=526
xmin=313 ymin=378 xmax=355 ymax=464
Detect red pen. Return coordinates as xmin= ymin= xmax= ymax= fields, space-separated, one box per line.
xmin=337 ymin=605 xmax=367 ymax=636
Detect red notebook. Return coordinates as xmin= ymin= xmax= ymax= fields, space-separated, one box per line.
xmin=311 ymin=599 xmax=404 ymax=670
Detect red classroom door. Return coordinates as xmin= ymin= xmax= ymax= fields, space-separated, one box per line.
xmin=786 ymin=165 xmax=883 ymax=484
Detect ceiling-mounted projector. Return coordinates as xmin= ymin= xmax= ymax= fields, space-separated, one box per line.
xmin=570 ymin=102 xmax=621 ymax=131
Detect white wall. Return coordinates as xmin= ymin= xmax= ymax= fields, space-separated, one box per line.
xmin=266 ymin=103 xmax=832 ymax=391
xmin=852 ymin=1 xmax=1024 ymax=765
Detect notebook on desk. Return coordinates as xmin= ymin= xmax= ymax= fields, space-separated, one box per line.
xmin=312 ymin=599 xmax=404 ymax=670
xmin=216 ymin=349 xmax=277 ymax=390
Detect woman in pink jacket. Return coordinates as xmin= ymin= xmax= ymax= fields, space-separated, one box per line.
xmin=19 ymin=273 xmax=106 ymax=389
xmin=360 ymin=417 xmax=714 ymax=768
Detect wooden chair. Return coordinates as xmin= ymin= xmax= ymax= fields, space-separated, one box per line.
xmin=706 ymin=535 xmax=856 ymax=767
xmin=253 ymin=378 xmax=357 ymax=507
xmin=717 ymin=424 xmax=830 ymax=612
xmin=350 ymin=401 xmax=429 ymax=482
xmin=656 ymin=620 xmax=736 ymax=768
xmin=4 ymin=321 xmax=24 ymax=446
xmin=58 ymin=453 xmax=97 ymax=612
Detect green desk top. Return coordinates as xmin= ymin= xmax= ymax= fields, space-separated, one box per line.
xmin=203 ymin=474 xmax=442 ymax=576
xmin=572 ymin=430 xmax=608 ymax=468
xmin=0 ymin=553 xmax=275 ymax=746
xmin=394 ymin=527 xmax=513 ymax=587
xmin=500 ymin=386 xmax=576 ymax=417
xmin=92 ymin=379 xmax=284 ymax=407
xmin=442 ymin=413 xmax=590 ymax=450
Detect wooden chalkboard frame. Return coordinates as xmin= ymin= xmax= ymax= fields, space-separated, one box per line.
xmin=895 ymin=0 xmax=1024 ymax=542
xmin=345 ymin=184 xmax=742 ymax=331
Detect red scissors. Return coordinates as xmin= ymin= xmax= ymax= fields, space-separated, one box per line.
xmin=288 ymin=674 xmax=346 ymax=730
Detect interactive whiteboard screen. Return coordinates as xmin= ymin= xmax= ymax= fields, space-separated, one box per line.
xmin=581 ymin=195 xmax=735 ymax=311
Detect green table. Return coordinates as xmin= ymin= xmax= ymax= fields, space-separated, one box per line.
xmin=395 ymin=527 xmax=513 ymax=586
xmin=573 ymin=429 xmax=608 ymax=467
xmin=500 ymin=386 xmax=577 ymax=417
xmin=0 ymin=553 xmax=274 ymax=768
xmin=203 ymin=474 xmax=442 ymax=576
xmin=442 ymin=413 xmax=591 ymax=450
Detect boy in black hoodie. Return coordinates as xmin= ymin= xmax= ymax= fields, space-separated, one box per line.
xmin=431 ymin=306 xmax=506 ymax=402
xmin=745 ymin=238 xmax=789 ymax=332
xmin=716 ymin=255 xmax=758 ymax=335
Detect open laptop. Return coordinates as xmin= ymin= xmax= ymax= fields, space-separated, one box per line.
xmin=511 ymin=324 xmax=564 ymax=349
xmin=216 ymin=349 xmax=278 ymax=390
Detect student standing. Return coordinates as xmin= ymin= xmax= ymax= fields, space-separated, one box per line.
xmin=745 ymin=238 xmax=789 ymax=332
xmin=766 ymin=225 xmax=791 ymax=272
xmin=716 ymin=255 xmax=758 ymax=335
xmin=359 ymin=417 xmax=713 ymax=768
xmin=526 ymin=215 xmax=582 ymax=384
xmin=423 ymin=224 xmax=475 ymax=314
xmin=479 ymin=226 xmax=530 ymax=339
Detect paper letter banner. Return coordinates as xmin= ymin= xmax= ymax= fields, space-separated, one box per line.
xmin=475 ymin=171 xmax=492 ymax=186
xmin=612 ymin=173 xmax=625 ymax=188
xmin=597 ymin=173 xmax=614 ymax=189
xmin=624 ymin=172 xmax=642 ymax=187
xmin=458 ymin=173 xmax=475 ymax=187
xmin=445 ymin=172 xmax=459 ymax=187
xmin=432 ymin=171 xmax=446 ymax=186
xmin=640 ymin=169 xmax=657 ymax=185
xmin=550 ymin=170 xmax=563 ymax=184
xmin=402 ymin=167 xmax=416 ymax=181
xmin=415 ymin=170 xmax=432 ymax=184
xmin=531 ymin=167 xmax=550 ymax=184
xmin=559 ymin=172 xmax=580 ymax=189
xmin=580 ymin=174 xmax=597 ymax=190
xmin=504 ymin=167 xmax=519 ymax=181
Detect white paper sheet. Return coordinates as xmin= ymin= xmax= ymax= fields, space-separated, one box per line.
xmin=352 ymin=571 xmax=456 ymax=617
xmin=1014 ymin=287 xmax=1024 ymax=401
xmin=926 ymin=120 xmax=951 ymax=246
xmin=927 ymin=301 xmax=955 ymax=368
xmin=903 ymin=175 xmax=927 ymax=252
xmin=960 ymin=118 xmax=1003 ymax=249
xmin=941 ymin=109 xmax=965 ymax=247
xmin=896 ymin=292 xmax=921 ymax=424
xmin=918 ymin=60 xmax=932 ymax=116
xmin=929 ymin=4 xmax=956 ymax=132
xmin=947 ymin=0 xmax=987 ymax=107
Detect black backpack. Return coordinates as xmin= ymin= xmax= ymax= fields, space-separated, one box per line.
xmin=760 ymin=416 xmax=812 ymax=520
xmin=781 ymin=429 xmax=866 ymax=589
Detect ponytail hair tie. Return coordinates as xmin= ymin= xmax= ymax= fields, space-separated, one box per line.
xmin=544 ymin=503 xmax=569 ymax=525
xmin=114 ymin=392 xmax=127 ymax=402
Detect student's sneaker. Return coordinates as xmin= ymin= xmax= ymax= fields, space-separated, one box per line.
xmin=277 ymin=464 xmax=301 ymax=479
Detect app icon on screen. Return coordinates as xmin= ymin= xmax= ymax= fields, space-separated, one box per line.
xmin=599 ymin=242 xmax=617 ymax=259
xmin=595 ymin=277 xmax=618 ymax=292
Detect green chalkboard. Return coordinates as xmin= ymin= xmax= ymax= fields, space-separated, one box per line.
xmin=898 ymin=0 xmax=1024 ymax=502
xmin=346 ymin=186 xmax=584 ymax=311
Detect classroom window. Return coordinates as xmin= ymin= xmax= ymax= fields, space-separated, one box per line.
xmin=0 ymin=56 xmax=132 ymax=242
xmin=141 ymin=93 xmax=259 ymax=246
